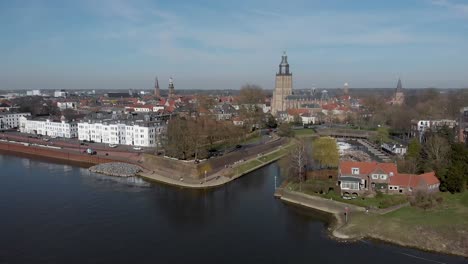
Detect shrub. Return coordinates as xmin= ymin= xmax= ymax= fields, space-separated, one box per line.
xmin=410 ymin=191 xmax=438 ymax=210
xmin=375 ymin=190 xmax=384 ymax=199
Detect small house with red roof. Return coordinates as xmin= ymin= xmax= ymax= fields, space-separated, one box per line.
xmin=338 ymin=161 xmax=398 ymax=196
xmin=339 ymin=161 xmax=440 ymax=196
xmin=389 ymin=172 xmax=440 ymax=194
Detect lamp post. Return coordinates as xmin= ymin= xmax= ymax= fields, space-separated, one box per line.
xmin=204 ymin=170 xmax=207 ymax=184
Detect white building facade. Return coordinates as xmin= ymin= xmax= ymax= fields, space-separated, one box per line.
xmin=381 ymin=143 xmax=407 ymax=156
xmin=78 ymin=120 xmax=165 ymax=147
xmin=19 ymin=117 xmax=78 ymax=138
xmin=26 ymin=90 xmax=41 ymax=96
xmin=57 ymin=101 xmax=77 ymax=110
xmin=0 ymin=112 xmax=31 ymax=130
xmin=54 ymin=90 xmax=68 ymax=98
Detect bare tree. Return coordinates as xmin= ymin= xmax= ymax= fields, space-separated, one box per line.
xmin=239 ymin=84 xmax=265 ymax=105
xmin=289 ymin=139 xmax=308 ymax=191
xmin=424 ymin=135 xmax=450 ymax=169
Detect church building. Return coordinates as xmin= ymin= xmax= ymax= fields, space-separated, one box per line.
xmin=271 ymin=52 xmax=293 ymax=115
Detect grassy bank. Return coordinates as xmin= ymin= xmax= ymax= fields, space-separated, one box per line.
xmin=340 ymin=192 xmax=468 ymax=257
xmin=286 ymin=179 xmax=407 ymax=209
xmin=227 ymin=141 xmax=295 ymax=178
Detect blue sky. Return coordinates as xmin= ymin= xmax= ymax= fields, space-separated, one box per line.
xmin=1 ymin=0 xmax=467 ymax=90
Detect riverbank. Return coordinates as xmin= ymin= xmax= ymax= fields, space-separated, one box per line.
xmin=0 ymin=135 xmax=293 ymax=189
xmin=275 ymin=188 xmax=468 ymax=258
xmin=275 ymin=188 xmax=365 ymax=239
xmin=0 ymin=140 xmax=116 ymax=165
xmin=138 ymin=142 xmax=294 ymax=189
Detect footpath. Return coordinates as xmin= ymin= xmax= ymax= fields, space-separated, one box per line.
xmin=275 ymin=188 xmax=365 ymax=239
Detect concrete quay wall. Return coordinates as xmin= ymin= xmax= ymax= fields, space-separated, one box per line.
xmin=0 ymin=141 xmax=116 ymax=165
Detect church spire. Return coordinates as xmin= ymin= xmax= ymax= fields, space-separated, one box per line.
xmin=396 ymin=78 xmax=403 ymax=92
xmin=278 ymin=51 xmax=290 ymax=75
xmin=154 ymin=76 xmax=160 ymax=98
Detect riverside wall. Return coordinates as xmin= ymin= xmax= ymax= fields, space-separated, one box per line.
xmin=0 ymin=141 xmax=115 ymax=165
xmin=275 ymin=188 xmax=365 ymax=240
xmin=141 ymin=137 xmax=288 ymax=180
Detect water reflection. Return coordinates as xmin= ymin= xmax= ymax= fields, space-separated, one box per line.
xmin=83 ymin=170 xmax=151 ymax=188
xmin=0 ymin=154 xmax=465 ymax=264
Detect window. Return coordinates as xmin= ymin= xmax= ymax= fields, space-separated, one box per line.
xmin=351 ymin=168 xmax=359 ymax=175
xmin=380 ymin=174 xmax=387 ymax=180
xmin=341 ymin=182 xmax=359 ymax=190
xmin=371 ymin=174 xmax=378 ymax=179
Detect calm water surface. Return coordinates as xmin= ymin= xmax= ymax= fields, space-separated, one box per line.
xmin=0 ymin=154 xmax=465 ymax=264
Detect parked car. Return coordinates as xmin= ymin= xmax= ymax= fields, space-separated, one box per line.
xmin=108 ymin=144 xmax=117 ymax=148
xmin=86 ymin=148 xmax=97 ymax=155
xmin=133 ymin=147 xmax=142 ymax=151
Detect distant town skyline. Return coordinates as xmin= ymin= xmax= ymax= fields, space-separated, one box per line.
xmin=1 ymin=0 xmax=468 ymax=90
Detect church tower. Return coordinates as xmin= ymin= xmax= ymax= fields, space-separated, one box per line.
xmin=168 ymin=77 xmax=175 ymax=99
xmin=343 ymin=82 xmax=349 ymax=95
xmin=392 ymin=78 xmax=405 ymax=105
xmin=154 ymin=77 xmax=160 ymax=98
xmin=272 ymin=52 xmax=293 ymax=115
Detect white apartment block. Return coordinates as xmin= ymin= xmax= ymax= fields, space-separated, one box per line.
xmin=411 ymin=119 xmax=457 ymax=142
xmin=26 ymin=90 xmax=41 ymax=96
xmin=57 ymin=101 xmax=77 ymax=110
xmin=0 ymin=112 xmax=31 ymax=130
xmin=54 ymin=90 xmax=68 ymax=98
xmin=19 ymin=116 xmax=78 ymax=138
xmin=78 ymin=119 xmax=165 ymax=147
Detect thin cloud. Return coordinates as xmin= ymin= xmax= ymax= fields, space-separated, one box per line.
xmin=431 ymin=0 xmax=468 ymax=17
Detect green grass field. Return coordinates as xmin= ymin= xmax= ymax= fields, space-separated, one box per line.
xmin=293 ymin=129 xmax=316 ymax=137
xmin=232 ymin=159 xmax=263 ymax=176
xmin=258 ymin=148 xmax=289 ymax=163
xmin=340 ymin=191 xmax=468 ymax=256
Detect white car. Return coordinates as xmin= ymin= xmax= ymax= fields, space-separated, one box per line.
xmin=133 ymin=147 xmax=142 ymax=151
xmin=108 ymin=144 xmax=118 ymax=148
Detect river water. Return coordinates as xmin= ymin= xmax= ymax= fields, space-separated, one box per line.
xmin=0 ymin=154 xmax=465 ymax=264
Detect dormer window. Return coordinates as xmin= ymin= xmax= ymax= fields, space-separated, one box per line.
xmin=352 ymin=168 xmax=360 ymax=175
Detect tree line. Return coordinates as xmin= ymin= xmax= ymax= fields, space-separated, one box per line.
xmin=398 ymin=127 xmax=468 ymax=193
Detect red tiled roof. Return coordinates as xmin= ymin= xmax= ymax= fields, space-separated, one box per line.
xmin=420 ymin=172 xmax=440 ymax=185
xmin=337 ymin=106 xmax=350 ymax=111
xmin=219 ymin=96 xmax=232 ymax=103
xmin=165 ymin=106 xmax=175 ymax=112
xmin=322 ymin=103 xmax=339 ymax=110
xmin=390 ymin=172 xmax=439 ymax=188
xmin=287 ymin=108 xmax=309 ymax=116
xmin=339 ymin=161 xmax=397 ymax=175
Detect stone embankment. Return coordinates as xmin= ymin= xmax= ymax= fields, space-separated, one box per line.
xmin=89 ymin=162 xmax=143 ymax=177
xmin=274 ymin=188 xmax=365 ymax=240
